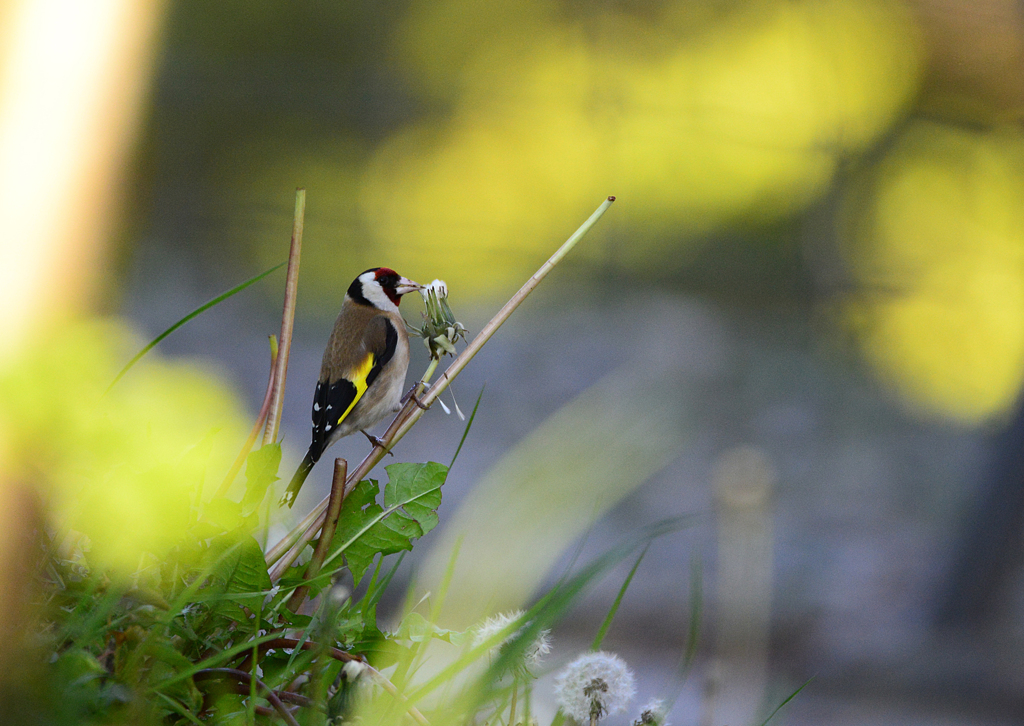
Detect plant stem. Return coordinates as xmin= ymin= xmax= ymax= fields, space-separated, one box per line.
xmin=286 ymin=458 xmax=347 ymax=611
xmin=263 ymin=188 xmax=305 ymax=445
xmin=193 ymin=668 xmax=300 ymax=726
xmin=395 ymin=196 xmax=616 ymax=434
xmin=248 ymin=639 xmax=429 ymax=725
xmin=220 ymin=682 xmax=314 ymax=708
xmin=265 ymin=196 xmax=615 ymax=570
xmin=419 ymin=356 xmax=440 ymax=389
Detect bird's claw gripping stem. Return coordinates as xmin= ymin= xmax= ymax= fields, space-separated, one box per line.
xmin=401 ymin=384 xmax=430 ymax=411
xmin=361 ymin=430 xmax=394 ymax=456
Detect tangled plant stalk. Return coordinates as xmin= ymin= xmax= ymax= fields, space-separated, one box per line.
xmin=265 ymin=196 xmax=616 ymax=579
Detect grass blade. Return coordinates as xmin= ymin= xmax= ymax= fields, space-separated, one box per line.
xmin=590 ymin=544 xmax=647 ymax=651
xmin=758 ymin=676 xmax=815 ymax=726
xmin=108 ymin=261 xmax=286 ymax=391
xmin=679 ymin=552 xmax=702 ymax=683
xmin=414 ymin=516 xmax=694 ymax=709
xmin=155 ymin=692 xmax=205 ymax=726
xmin=365 ymin=551 xmax=407 ymax=613
xmin=449 ymin=384 xmax=485 ymax=469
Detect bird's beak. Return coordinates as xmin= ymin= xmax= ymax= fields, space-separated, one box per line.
xmin=395 ymin=277 xmax=424 ymax=296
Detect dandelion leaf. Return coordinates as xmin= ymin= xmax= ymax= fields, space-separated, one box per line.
xmin=329 ymin=462 xmax=447 ymax=583
xmin=206 ymin=533 xmax=272 ymax=622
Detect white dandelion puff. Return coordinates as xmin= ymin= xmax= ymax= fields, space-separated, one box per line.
xmin=472 ymin=610 xmax=552 ymax=674
xmin=342 ymin=659 xmax=367 ymax=681
xmin=633 ymin=698 xmax=669 ymax=726
xmin=554 ymin=651 xmax=636 ymax=722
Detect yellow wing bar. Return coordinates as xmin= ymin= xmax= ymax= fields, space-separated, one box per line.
xmin=337 ymin=354 xmax=375 ymax=424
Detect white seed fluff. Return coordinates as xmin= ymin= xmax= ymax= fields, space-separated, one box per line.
xmin=554 ymin=651 xmax=636 ymax=722
xmin=633 ymin=698 xmax=669 ymax=726
xmin=472 ymin=610 xmax=552 ymax=673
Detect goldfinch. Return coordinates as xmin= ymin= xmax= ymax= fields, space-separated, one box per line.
xmin=281 ymin=267 xmax=422 ymax=508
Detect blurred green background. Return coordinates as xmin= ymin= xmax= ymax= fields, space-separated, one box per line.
xmin=2 ymin=0 xmax=1024 ymax=722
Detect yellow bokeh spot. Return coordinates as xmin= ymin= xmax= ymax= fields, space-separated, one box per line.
xmin=0 ymin=320 xmax=249 ymax=574
xmin=844 ymin=122 xmax=1024 ymax=421
xmin=359 ymin=0 xmax=921 ymax=295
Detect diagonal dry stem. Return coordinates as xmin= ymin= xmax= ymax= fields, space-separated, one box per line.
xmin=266 ymin=197 xmax=615 ymax=576
xmin=285 ymin=458 xmax=348 ymax=612
xmin=263 ymin=188 xmax=306 ymax=445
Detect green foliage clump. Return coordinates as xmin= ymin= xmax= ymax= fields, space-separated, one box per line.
xmin=30 ymin=449 xmax=449 ymax=725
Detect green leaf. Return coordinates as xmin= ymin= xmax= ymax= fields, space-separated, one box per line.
xmin=202 ymin=498 xmax=258 ymax=533
xmin=151 ymin=631 xmax=285 ymax=692
xmin=53 ymin=649 xmax=106 ymax=690
xmin=395 ymin=611 xmax=468 ymax=645
xmin=277 ymin=609 xmax=312 ymax=629
xmin=241 ymin=443 xmax=281 ymax=515
xmin=222 ymin=537 xmax=273 ymax=594
xmin=328 ymin=479 xmax=387 ymax=584
xmin=327 ymin=462 xmax=447 ymax=583
xmin=383 ymin=461 xmax=446 ymax=532
xmin=206 ymin=534 xmax=272 ymax=621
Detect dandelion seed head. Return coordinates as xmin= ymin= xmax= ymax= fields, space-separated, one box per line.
xmin=472 ymin=610 xmax=552 ymax=674
xmin=342 ymin=659 xmax=367 ymax=681
xmin=633 ymin=698 xmax=669 ymax=726
xmin=554 ymin=651 xmax=636 ymax=721
xmin=416 ymin=278 xmax=467 ymax=359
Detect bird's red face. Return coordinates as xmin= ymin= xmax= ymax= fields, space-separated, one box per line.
xmin=371 ymin=268 xmax=422 ymax=307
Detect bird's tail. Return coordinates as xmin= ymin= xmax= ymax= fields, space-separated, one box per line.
xmin=280 ymin=449 xmax=317 ymax=508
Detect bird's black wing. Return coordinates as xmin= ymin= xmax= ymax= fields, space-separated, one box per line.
xmin=363 ymin=315 xmax=399 ymax=388
xmin=308 ymin=377 xmax=339 ymax=462
xmin=307 ymin=315 xmax=398 ymax=462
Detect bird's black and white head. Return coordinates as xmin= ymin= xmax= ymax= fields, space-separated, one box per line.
xmin=347 ymin=267 xmax=422 ymax=311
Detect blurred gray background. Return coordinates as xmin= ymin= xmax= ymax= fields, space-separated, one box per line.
xmin=22 ymin=0 xmax=1023 ymax=723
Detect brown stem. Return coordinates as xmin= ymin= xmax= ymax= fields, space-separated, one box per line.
xmin=194 ymin=668 xmax=301 ymax=726
xmin=263 ymin=188 xmax=305 ymax=446
xmin=221 ymin=681 xmax=315 ymax=709
xmin=286 ymin=458 xmax=347 ymax=611
xmin=234 ymin=631 xmax=356 ymax=675
xmin=254 ymin=704 xmax=292 ymax=718
xmin=265 ymin=197 xmax=615 ymax=575
xmin=248 ymin=639 xmax=430 ymax=725
xmin=253 ymin=636 xmax=362 ymax=663
xmin=213 ymin=336 xmax=278 ymax=500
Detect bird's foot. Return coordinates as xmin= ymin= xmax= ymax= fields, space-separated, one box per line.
xmin=401 ymin=385 xmax=430 ymax=411
xmin=361 ymin=430 xmax=394 ymax=456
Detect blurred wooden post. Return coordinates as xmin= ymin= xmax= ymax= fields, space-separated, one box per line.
xmin=703 ymin=446 xmax=776 ymax=726
xmin=0 ymin=0 xmax=166 ymax=353
xmin=0 ymin=0 xmax=166 ymax=675
xmin=0 ymin=482 xmax=41 ymax=682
